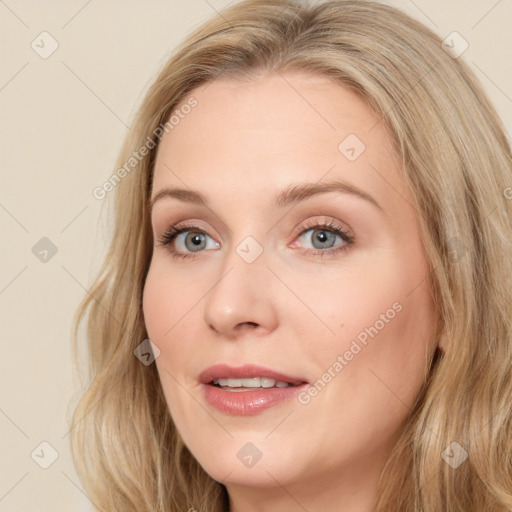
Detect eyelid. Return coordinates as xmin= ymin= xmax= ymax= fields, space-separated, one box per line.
xmin=288 ymin=216 xmax=354 ymax=254
xmin=157 ymin=219 xmax=219 ymax=240
xmin=293 ymin=216 xmax=353 ymax=238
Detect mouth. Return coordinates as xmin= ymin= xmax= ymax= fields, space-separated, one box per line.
xmin=199 ymin=364 xmax=309 ymax=415
xmin=210 ymin=377 xmax=302 ymax=391
xmin=200 ymin=363 xmax=307 ymax=387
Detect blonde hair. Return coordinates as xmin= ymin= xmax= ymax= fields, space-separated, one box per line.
xmin=69 ymin=1 xmax=512 ymax=510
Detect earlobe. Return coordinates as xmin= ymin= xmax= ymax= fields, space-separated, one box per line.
xmin=437 ymin=333 xmax=447 ymax=353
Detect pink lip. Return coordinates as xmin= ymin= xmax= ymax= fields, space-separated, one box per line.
xmin=199 ymin=364 xmax=308 ymax=416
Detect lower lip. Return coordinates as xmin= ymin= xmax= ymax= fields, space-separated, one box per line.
xmin=202 ymin=383 xmax=308 ymax=416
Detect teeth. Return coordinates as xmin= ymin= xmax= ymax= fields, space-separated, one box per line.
xmin=261 ymin=378 xmax=275 ymax=388
xmin=212 ymin=377 xmax=293 ymax=388
xmin=242 ymin=378 xmax=261 ymax=387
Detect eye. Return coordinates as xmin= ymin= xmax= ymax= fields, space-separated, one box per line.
xmin=294 ymin=219 xmax=354 ymax=256
xmin=157 ymin=224 xmax=220 ymax=259
xmin=156 ymin=218 xmax=354 ymax=260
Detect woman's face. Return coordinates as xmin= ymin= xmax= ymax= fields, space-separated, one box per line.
xmin=143 ymin=70 xmax=438 ymax=505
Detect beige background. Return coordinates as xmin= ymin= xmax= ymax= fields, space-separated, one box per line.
xmin=0 ymin=0 xmax=510 ymax=510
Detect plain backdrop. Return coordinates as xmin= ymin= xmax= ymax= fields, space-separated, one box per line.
xmin=0 ymin=1 xmax=511 ymax=510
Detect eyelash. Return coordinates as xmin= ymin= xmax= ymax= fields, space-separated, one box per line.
xmin=156 ymin=220 xmax=354 ymax=260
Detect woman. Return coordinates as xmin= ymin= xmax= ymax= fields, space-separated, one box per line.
xmin=70 ymin=1 xmax=512 ymax=511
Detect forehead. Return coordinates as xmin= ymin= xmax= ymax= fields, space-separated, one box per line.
xmin=159 ymin=70 xmax=382 ymax=148
xmin=152 ymin=70 xmax=406 ymax=209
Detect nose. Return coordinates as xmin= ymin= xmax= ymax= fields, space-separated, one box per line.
xmin=203 ymin=250 xmax=279 ymax=339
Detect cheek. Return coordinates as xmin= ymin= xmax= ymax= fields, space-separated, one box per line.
xmin=143 ymin=269 xmax=171 ymax=342
xmin=142 ymin=263 xmax=201 ymax=420
xmin=142 ymin=259 xmax=211 ymax=409
xmin=287 ymin=263 xmax=435 ymax=460
xmin=291 ymin=246 xmax=436 ymax=397
xmin=286 ymin=260 xmax=421 ymax=344
xmin=142 ymin=259 xmax=202 ymax=340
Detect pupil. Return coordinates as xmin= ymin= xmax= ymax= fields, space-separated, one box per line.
xmin=313 ymin=229 xmax=335 ymax=249
xmin=186 ymin=232 xmax=206 ymax=251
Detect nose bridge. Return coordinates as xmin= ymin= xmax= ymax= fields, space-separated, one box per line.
xmin=203 ymin=235 xmax=278 ymax=336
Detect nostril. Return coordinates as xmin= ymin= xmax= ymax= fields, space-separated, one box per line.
xmin=235 ymin=321 xmax=259 ymax=330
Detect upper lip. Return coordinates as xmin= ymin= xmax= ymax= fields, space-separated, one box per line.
xmin=199 ymin=364 xmax=308 ymax=385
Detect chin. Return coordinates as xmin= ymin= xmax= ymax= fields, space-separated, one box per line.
xmin=183 ymin=433 xmax=310 ymax=488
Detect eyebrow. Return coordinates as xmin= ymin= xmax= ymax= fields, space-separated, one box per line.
xmin=149 ymin=180 xmax=383 ymax=212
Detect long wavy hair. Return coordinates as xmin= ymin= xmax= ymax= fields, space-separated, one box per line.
xmin=69 ymin=1 xmax=512 ymax=510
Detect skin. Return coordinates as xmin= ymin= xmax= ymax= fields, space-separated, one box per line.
xmin=143 ymin=70 xmax=439 ymax=512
